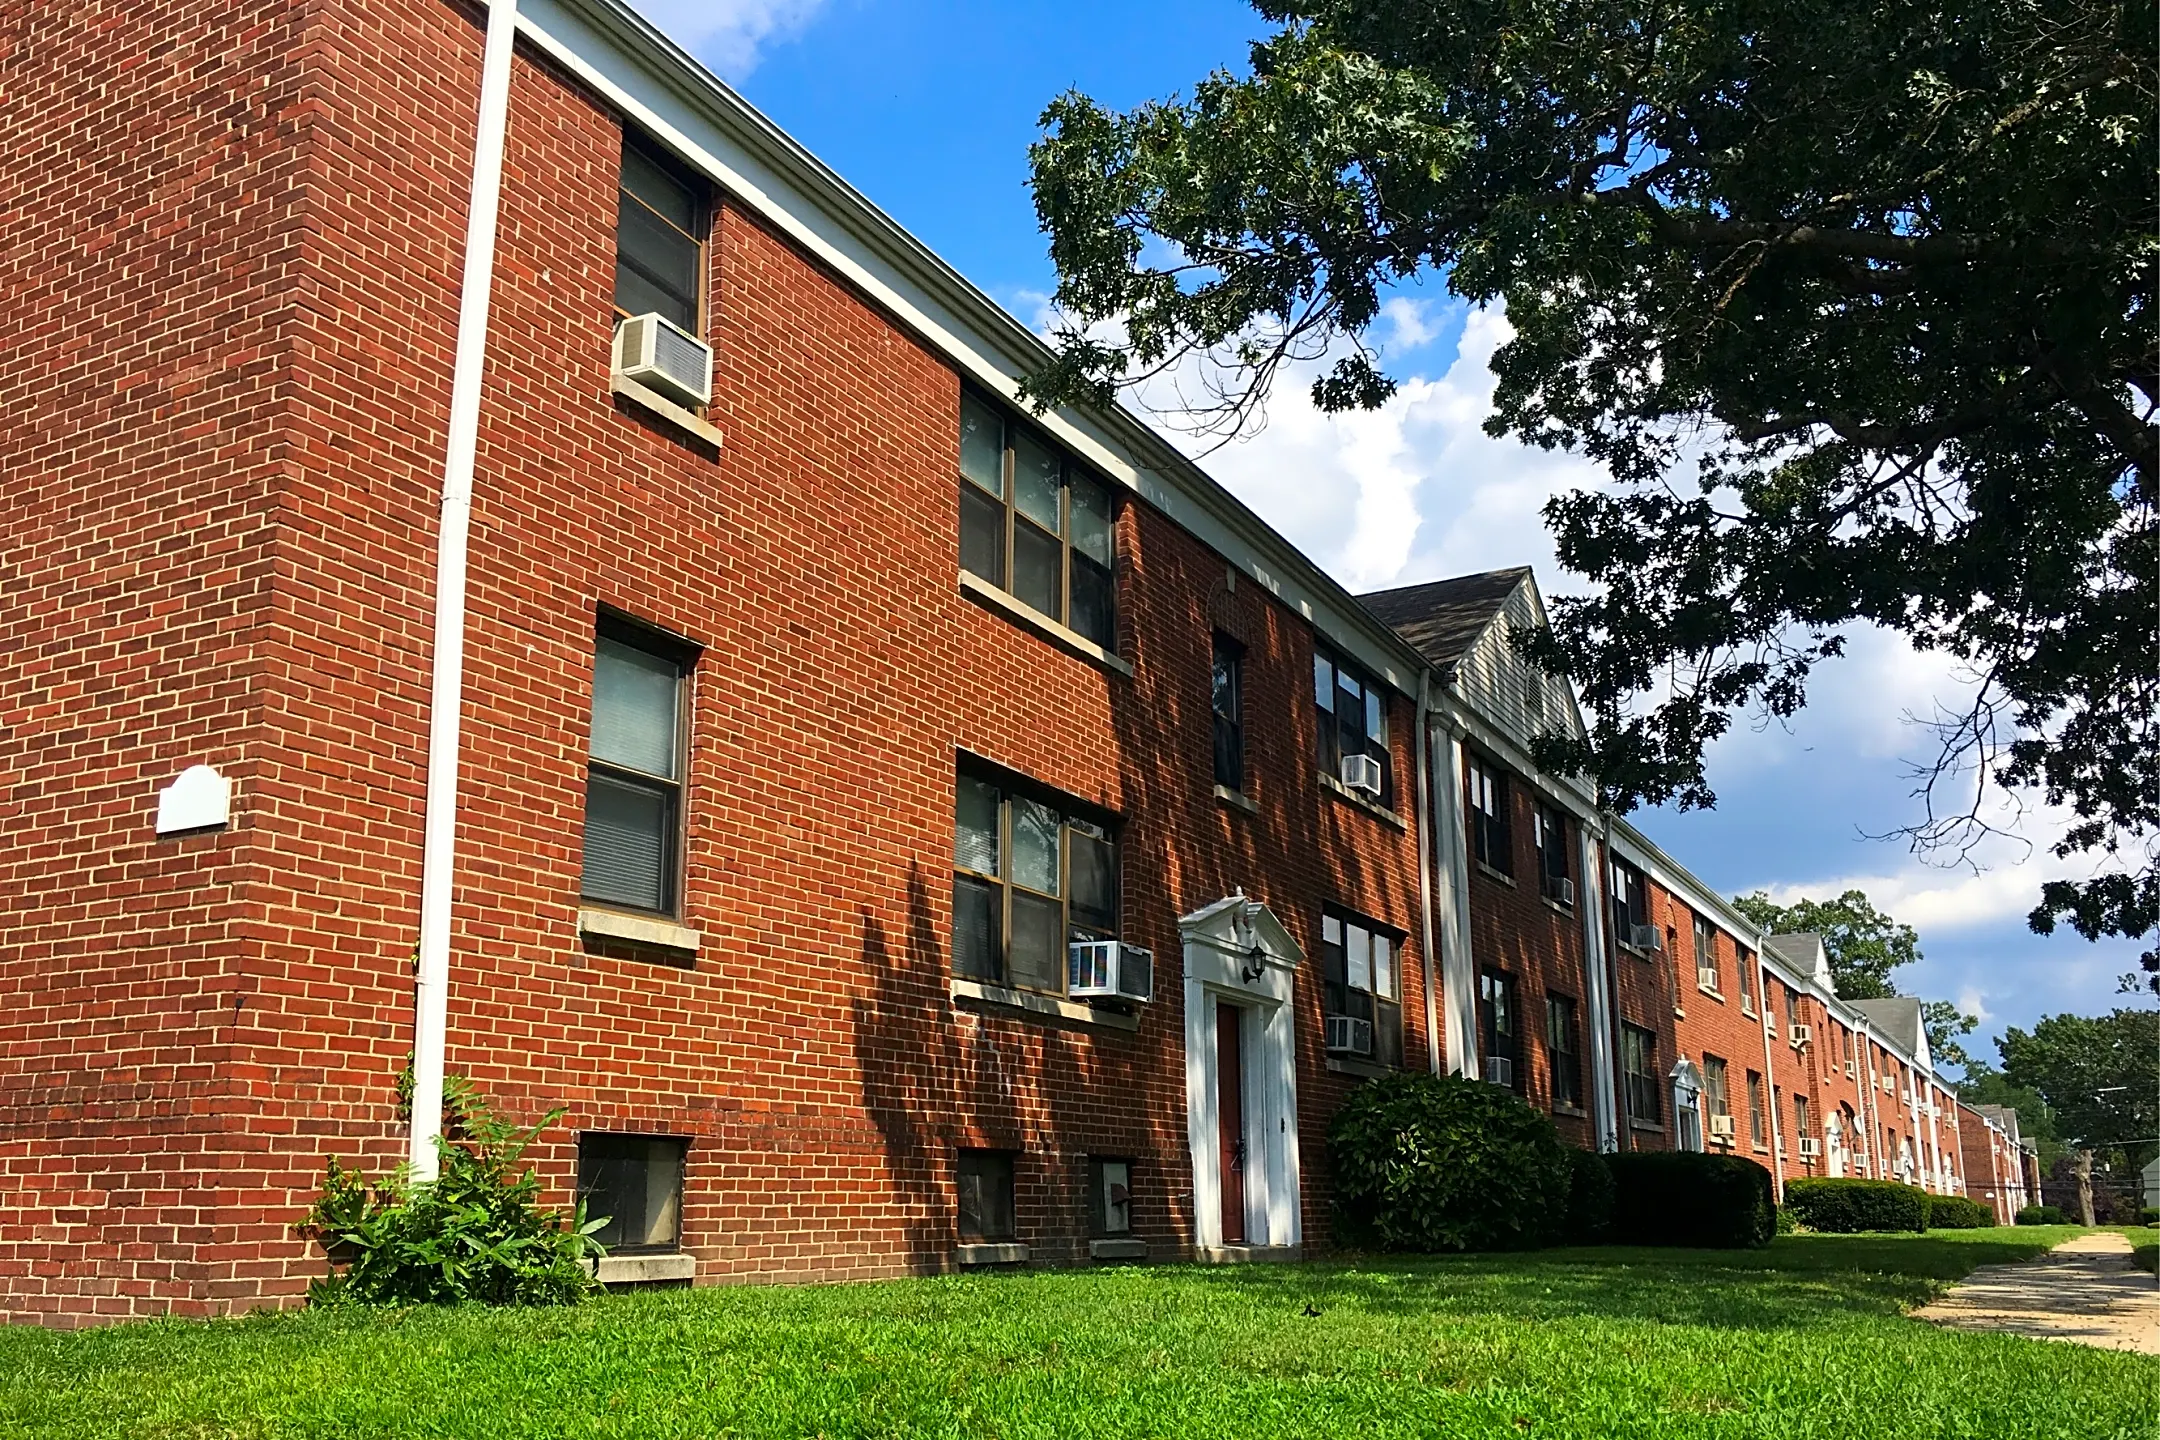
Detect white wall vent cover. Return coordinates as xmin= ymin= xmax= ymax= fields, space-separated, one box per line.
xmin=155 ymin=764 xmax=230 ymax=835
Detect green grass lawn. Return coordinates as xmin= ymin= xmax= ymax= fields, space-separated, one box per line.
xmin=2 ymin=1227 xmax=2149 ymax=1440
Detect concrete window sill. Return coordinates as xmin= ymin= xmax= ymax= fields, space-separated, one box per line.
xmin=579 ymin=907 xmax=702 ymax=956
xmin=1213 ymin=784 xmax=1259 ymax=815
xmin=1629 ymin=1119 xmax=1667 ymax=1134
xmin=611 ymin=376 xmax=724 ymax=451
xmin=1696 ymin=984 xmax=1725 ymax=1002
xmin=1541 ymin=897 xmax=1576 ymax=917
xmin=958 ymin=571 xmax=1133 ymax=676
xmin=1473 ymin=860 xmax=1518 ymax=887
xmin=1553 ymin=1104 xmax=1590 ymax=1119
xmin=1325 ymin=1054 xmax=1393 ymax=1080
xmin=1316 ymin=771 xmax=1407 ymax=830
xmin=950 ymin=978 xmax=1140 ymax=1034
xmin=1088 ymin=1238 xmax=1148 ymax=1261
xmin=592 ymin=1252 xmax=695 ymax=1285
xmin=1197 ymin=1244 xmax=1300 ymax=1265
xmin=955 ymin=1242 xmax=1029 ymax=1266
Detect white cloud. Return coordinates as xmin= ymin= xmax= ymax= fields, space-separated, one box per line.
xmin=1955 ymin=986 xmax=1992 ymax=1024
xmin=624 ymin=0 xmax=825 ymax=79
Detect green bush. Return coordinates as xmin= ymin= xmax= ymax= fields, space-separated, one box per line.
xmin=301 ymin=1086 xmax=605 ymax=1307
xmin=1775 ymin=1204 xmax=1799 ymax=1235
xmin=1328 ymin=1073 xmax=1572 ymax=1252
xmin=1605 ymin=1151 xmax=1776 ymax=1248
xmin=1563 ymin=1147 xmax=1614 ymax=1243
xmin=2016 ymin=1204 xmax=2066 ymax=1225
xmin=1782 ymin=1177 xmax=1930 ymax=1233
xmin=2137 ymin=1207 xmax=2160 ymax=1227
xmin=1925 ymin=1194 xmax=1994 ymax=1229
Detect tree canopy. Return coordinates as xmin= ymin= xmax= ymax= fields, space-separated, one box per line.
xmin=1028 ymin=0 xmax=2157 ymax=979
xmin=1997 ymin=1008 xmax=2159 ymax=1172
xmin=1731 ymin=889 xmax=1919 ymax=1000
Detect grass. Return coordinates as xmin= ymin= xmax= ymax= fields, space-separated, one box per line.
xmin=1 ymin=1227 xmax=2149 ymax=1440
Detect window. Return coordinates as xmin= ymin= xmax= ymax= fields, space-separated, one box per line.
xmin=1089 ymin=1157 xmax=1133 ymax=1237
xmin=1747 ymin=1070 xmax=1767 ymax=1147
xmin=1610 ymin=859 xmax=1648 ymax=947
xmin=1693 ymin=915 xmax=1717 ymax=991
xmin=958 ymin=392 xmax=1117 ymax=649
xmin=1794 ymin=1095 xmax=1813 ymax=1155
xmin=1621 ymin=1023 xmax=1660 ymax=1126
xmin=1322 ymin=911 xmax=1402 ymax=1066
xmin=1736 ymin=947 xmax=1757 ymax=1012
xmin=615 ymin=139 xmax=706 ymax=334
xmin=1545 ymin=995 xmax=1583 ymax=1110
xmin=1532 ymin=802 xmax=1571 ymax=903
xmin=578 ymin=1133 xmax=686 ymax=1253
xmin=1211 ymin=634 xmax=1244 ymax=792
xmin=1313 ymin=648 xmax=1392 ymax=805
xmin=1478 ymin=969 xmax=1522 ymax=1090
xmin=956 ymin=1150 xmax=1016 ymax=1243
xmin=1466 ymin=755 xmax=1512 ymax=874
xmin=582 ymin=621 xmax=692 ymax=915
xmin=951 ymin=764 xmax=1117 ymax=995
xmin=1704 ymin=1055 xmax=1731 ymax=1142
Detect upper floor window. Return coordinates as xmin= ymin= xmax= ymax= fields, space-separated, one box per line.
xmin=951 ymin=763 xmax=1117 ymax=996
xmin=1211 ymin=633 xmax=1244 ymax=792
xmin=1545 ymin=994 xmax=1582 ymax=1109
xmin=1532 ymin=801 xmax=1570 ymax=903
xmin=1466 ymin=755 xmax=1512 ymax=875
xmin=1313 ymin=648 xmax=1392 ymax=806
xmin=1693 ymin=914 xmax=1718 ymax=991
xmin=1477 ymin=968 xmax=1522 ymax=1091
xmin=1610 ymin=858 xmax=1649 ymax=949
xmin=1736 ymin=947 xmax=1758 ymax=1012
xmin=615 ymin=139 xmax=707 ymax=334
xmin=582 ymin=619 xmax=694 ymax=916
xmin=958 ymin=392 xmax=1116 ymax=648
xmin=1621 ymin=1023 xmax=1660 ymax=1125
xmin=1321 ymin=911 xmax=1402 ymax=1067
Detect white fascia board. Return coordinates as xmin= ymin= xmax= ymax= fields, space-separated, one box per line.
xmin=1433 ymin=690 xmax=1600 ymax=814
xmin=515 ymin=0 xmax=1426 ymax=696
xmin=1603 ymin=819 xmax=1767 ymax=946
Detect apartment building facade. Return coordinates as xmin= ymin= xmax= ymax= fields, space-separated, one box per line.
xmin=3 ymin=0 xmax=1975 ymax=1328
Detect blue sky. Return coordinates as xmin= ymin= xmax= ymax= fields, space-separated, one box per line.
xmin=634 ymin=0 xmax=2148 ymax=1060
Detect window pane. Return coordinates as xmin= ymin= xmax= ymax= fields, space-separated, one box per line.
xmin=954 ymin=774 xmax=1001 ymax=875
xmin=957 ymin=1151 xmax=1015 ymax=1242
xmin=1364 ymin=687 xmax=1384 ymax=744
xmin=952 ymin=875 xmax=1001 ymax=981
xmin=1011 ymin=797 xmax=1061 ymax=895
xmin=1012 ymin=519 xmax=1062 ymax=618
xmin=582 ymin=771 xmax=671 ymax=912
xmin=615 ymin=198 xmax=700 ymax=332
xmin=1314 ymin=654 xmax=1333 ymax=710
xmin=579 ymin=1134 xmax=686 ymax=1252
xmin=1346 ymin=925 xmax=1371 ymax=992
xmin=621 ymin=146 xmax=699 ymax=232
xmin=1008 ymin=890 xmax=1064 ymax=992
xmin=1373 ymin=934 xmax=1392 ymax=998
xmin=959 ymin=483 xmax=1005 ymax=584
xmin=1099 ymin=1160 xmax=1131 ymax=1234
xmin=1013 ymin=432 xmax=1063 ymax=531
xmin=959 ymin=395 xmax=1004 ymax=496
xmin=592 ymin=637 xmax=680 ymax=778
xmin=1068 ymin=474 xmax=1113 ymax=564
xmin=1069 ymin=555 xmax=1115 ymax=648
xmin=1069 ymin=829 xmax=1115 ymax=934
xmin=1322 ymin=915 xmax=1342 ymax=947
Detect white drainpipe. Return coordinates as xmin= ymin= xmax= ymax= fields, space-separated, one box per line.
xmin=1412 ymin=671 xmax=1441 ymax=1073
xmin=409 ymin=0 xmax=519 ymax=1180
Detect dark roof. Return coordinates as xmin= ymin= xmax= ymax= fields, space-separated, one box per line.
xmin=1357 ymin=568 xmax=1531 ymax=674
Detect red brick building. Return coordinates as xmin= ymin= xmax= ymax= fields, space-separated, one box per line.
xmin=2 ymin=0 xmax=1976 ymax=1327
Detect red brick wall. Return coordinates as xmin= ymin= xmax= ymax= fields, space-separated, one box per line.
xmin=1670 ymin=918 xmax=1779 ymax=1172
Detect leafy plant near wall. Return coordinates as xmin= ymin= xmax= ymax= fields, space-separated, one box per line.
xmin=300 ymin=1084 xmax=606 ymax=1307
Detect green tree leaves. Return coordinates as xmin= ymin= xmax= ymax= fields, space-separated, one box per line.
xmin=1997 ymin=1008 xmax=2160 ymax=1172
xmin=1731 ymin=889 xmax=1922 ymax=1001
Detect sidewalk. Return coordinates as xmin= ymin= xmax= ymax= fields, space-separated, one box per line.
xmin=1914 ymin=1231 xmax=2159 ymax=1354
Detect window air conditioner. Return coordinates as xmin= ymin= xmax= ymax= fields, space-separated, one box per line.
xmin=1697 ymin=966 xmax=1720 ymax=991
xmin=1853 ymin=1148 xmax=1869 ymax=1165
xmin=1481 ymin=1055 xmax=1514 ymax=1088
xmin=1798 ymin=1137 xmax=1822 ymax=1159
xmin=1540 ymin=873 xmax=1575 ymax=906
xmin=612 ymin=311 xmax=714 ymax=407
xmin=1325 ymin=1014 xmax=1374 ymax=1056
xmin=1339 ymin=753 xmax=1384 ymax=797
xmin=1628 ymin=922 xmax=1663 ymax=952
xmin=1844 ymin=1060 xmax=1856 ymax=1078
xmin=1067 ymin=940 xmax=1154 ymax=1004
xmin=1708 ymin=1113 xmax=1737 ymax=1140
xmin=1789 ymin=1023 xmax=1812 ymax=1048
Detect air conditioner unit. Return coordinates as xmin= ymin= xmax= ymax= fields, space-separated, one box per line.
xmin=1339 ymin=753 xmax=1384 ymax=797
xmin=1789 ymin=1023 xmax=1812 ymax=1048
xmin=1481 ymin=1055 xmax=1514 ymax=1088
xmin=1852 ymin=1148 xmax=1868 ymax=1165
xmin=612 ymin=311 xmax=714 ymax=407
xmin=1067 ymin=940 xmax=1154 ymax=1004
xmin=1628 ymin=922 xmax=1663 ymax=952
xmin=1880 ymin=1075 xmax=1896 ymax=1093
xmin=1697 ymin=966 xmax=1719 ymax=991
xmin=1708 ymin=1113 xmax=1737 ymax=1139
xmin=1798 ymin=1137 xmax=1822 ymax=1159
xmin=1844 ymin=1060 xmax=1856 ymax=1078
xmin=1540 ymin=873 xmax=1575 ymax=906
xmin=1325 ymin=1014 xmax=1374 ymax=1056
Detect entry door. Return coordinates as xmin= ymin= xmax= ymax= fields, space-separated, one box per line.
xmin=1217 ymin=1001 xmax=1246 ymax=1244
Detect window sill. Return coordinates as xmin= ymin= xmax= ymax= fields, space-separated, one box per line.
xmin=955 ymin=1242 xmax=1029 ymax=1266
xmin=1629 ymin=1119 xmax=1666 ymax=1134
xmin=591 ymin=1252 xmax=695 ymax=1285
xmin=579 ymin=906 xmax=702 ymax=956
xmin=1325 ymin=1054 xmax=1393 ymax=1080
xmin=611 ymin=375 xmax=724 ymax=451
xmin=1618 ymin=942 xmax=1652 ymax=960
xmin=958 ymin=571 xmax=1133 ymax=677
xmin=1316 ymin=771 xmax=1406 ymax=830
xmin=950 ymin=977 xmax=1140 ymax=1033
xmin=1213 ymin=783 xmax=1259 ymax=815
xmin=1697 ymin=985 xmax=1725 ymax=1002
xmin=1088 ymin=1238 xmax=1148 ymax=1262
xmin=1542 ymin=897 xmax=1576 ymax=917
xmin=1553 ymin=1104 xmax=1589 ymax=1119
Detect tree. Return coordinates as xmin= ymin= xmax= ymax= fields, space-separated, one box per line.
xmin=1957 ymin=1064 xmax=2064 ymax=1167
xmin=1919 ymin=999 xmax=1978 ymax=1074
xmin=1730 ymin=889 xmax=1920 ymax=999
xmin=1028 ymin=0 xmax=2158 ymax=982
xmin=1998 ymin=1009 xmax=2160 ymax=1173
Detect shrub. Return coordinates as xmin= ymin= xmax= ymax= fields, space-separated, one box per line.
xmin=1783 ymin=1177 xmax=1930 ymax=1233
xmin=1563 ymin=1146 xmax=1614 ymax=1243
xmin=1328 ymin=1073 xmax=1572 ymax=1252
xmin=2139 ymin=1207 xmax=2160 ymax=1227
xmin=2017 ymin=1204 xmax=2066 ymax=1226
xmin=301 ymin=1087 xmax=605 ymax=1307
xmin=1925 ymin=1194 xmax=1994 ymax=1229
xmin=1605 ymin=1151 xmax=1776 ymax=1248
xmin=1775 ymin=1205 xmax=1799 ymax=1235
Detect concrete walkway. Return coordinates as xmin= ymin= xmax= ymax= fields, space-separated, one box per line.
xmin=1914 ymin=1231 xmax=2159 ymax=1354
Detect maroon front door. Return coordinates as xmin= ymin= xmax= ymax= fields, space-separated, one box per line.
xmin=1217 ymin=1001 xmax=1246 ymax=1243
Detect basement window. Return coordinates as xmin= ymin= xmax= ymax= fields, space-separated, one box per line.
xmin=957 ymin=1150 xmax=1016 ymax=1243
xmin=577 ymin=1133 xmax=686 ymax=1253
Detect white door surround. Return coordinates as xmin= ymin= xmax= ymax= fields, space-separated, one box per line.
xmin=1181 ymin=894 xmax=1303 ymax=1259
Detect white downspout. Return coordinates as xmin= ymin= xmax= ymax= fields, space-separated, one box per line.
xmin=1578 ymin=817 xmax=1618 ymax=1151
xmin=1757 ymin=957 xmax=1784 ymax=1199
xmin=1413 ymin=671 xmax=1441 ymax=1073
xmin=409 ymin=0 xmax=519 ymax=1181
xmin=1429 ymin=718 xmax=1477 ymax=1075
